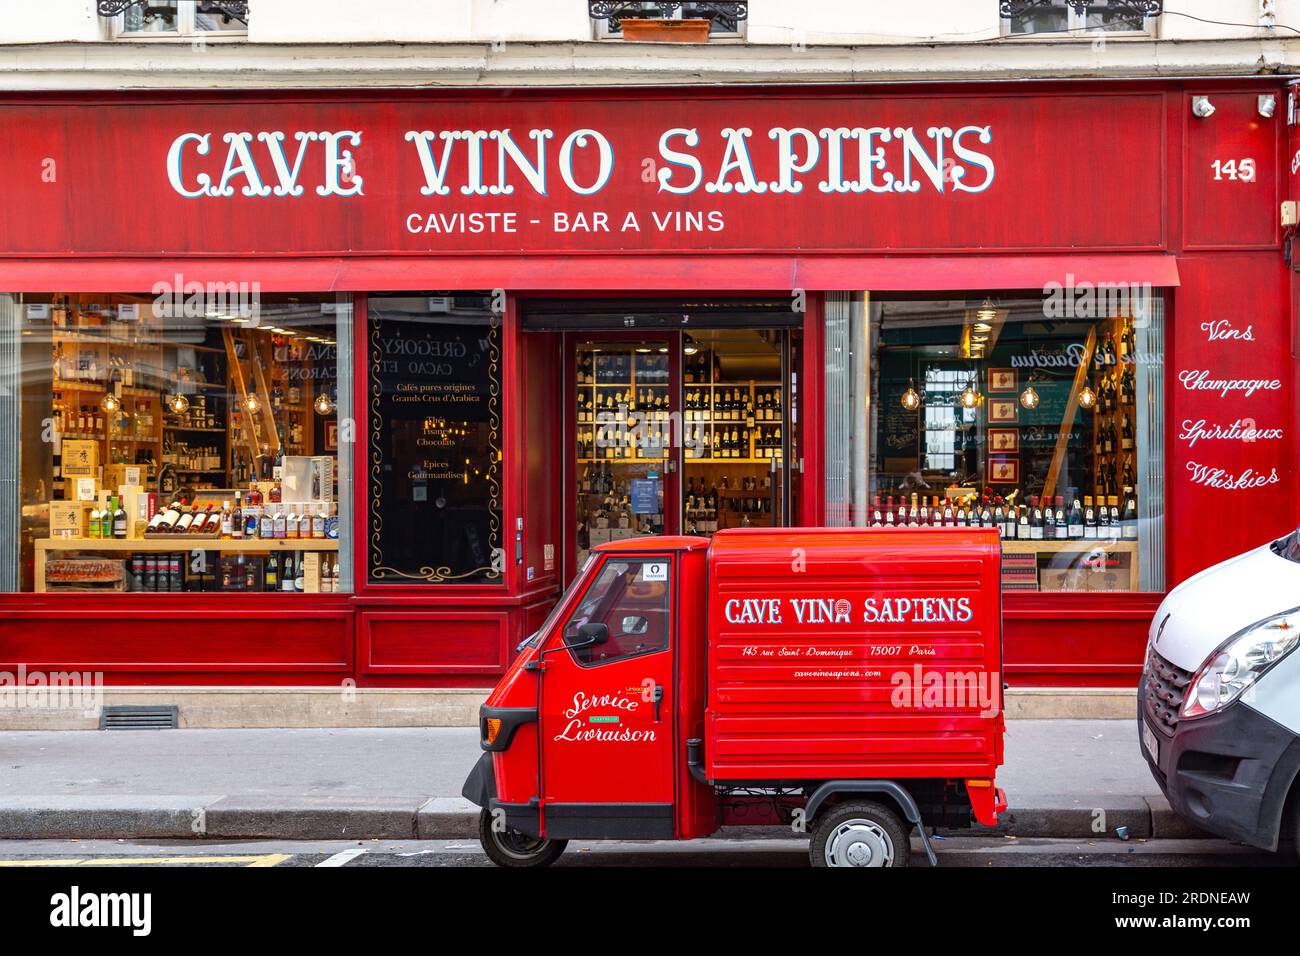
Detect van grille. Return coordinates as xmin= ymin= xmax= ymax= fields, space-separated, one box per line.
xmin=1143 ymin=648 xmax=1192 ymax=737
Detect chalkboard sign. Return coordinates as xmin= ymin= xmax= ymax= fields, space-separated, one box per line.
xmin=367 ymin=298 xmax=502 ymax=583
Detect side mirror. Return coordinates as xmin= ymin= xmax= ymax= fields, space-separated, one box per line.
xmin=569 ymin=622 xmax=609 ymax=649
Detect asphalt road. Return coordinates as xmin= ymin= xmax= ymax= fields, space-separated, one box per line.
xmin=0 ymin=836 xmax=1287 ymax=868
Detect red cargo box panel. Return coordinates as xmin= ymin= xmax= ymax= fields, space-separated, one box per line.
xmin=705 ymin=527 xmax=1003 ymax=781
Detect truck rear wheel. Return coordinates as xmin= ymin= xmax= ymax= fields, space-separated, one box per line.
xmin=809 ymin=801 xmax=910 ymax=868
xmin=478 ymin=809 xmax=567 ymax=868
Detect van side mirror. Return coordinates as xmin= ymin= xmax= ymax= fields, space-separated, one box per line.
xmin=569 ymin=622 xmax=609 ymax=649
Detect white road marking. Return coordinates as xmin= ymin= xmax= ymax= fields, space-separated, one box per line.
xmin=315 ymin=847 xmax=367 ymax=868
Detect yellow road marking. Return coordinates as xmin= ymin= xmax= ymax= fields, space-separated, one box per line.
xmin=0 ymin=854 xmax=290 ymax=867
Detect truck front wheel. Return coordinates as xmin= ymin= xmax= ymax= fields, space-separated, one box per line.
xmin=478 ymin=809 xmax=567 ymax=868
xmin=809 ymin=801 xmax=910 ymax=868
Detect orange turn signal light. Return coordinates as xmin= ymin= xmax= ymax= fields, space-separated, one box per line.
xmin=484 ymin=718 xmax=502 ymax=745
xmin=967 ymin=778 xmax=992 ymax=788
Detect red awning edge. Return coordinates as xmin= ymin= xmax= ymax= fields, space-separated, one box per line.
xmin=0 ymin=253 xmax=1179 ymax=294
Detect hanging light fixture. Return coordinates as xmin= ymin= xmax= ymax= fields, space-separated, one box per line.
xmin=101 ymin=392 xmax=121 ymax=414
xmin=1020 ymin=384 xmax=1040 ymax=410
xmin=314 ymin=392 xmax=336 ymax=416
xmin=959 ymin=375 xmax=980 ymax=410
xmin=901 ymin=382 xmax=921 ymax=411
xmin=245 ymin=393 xmax=260 ymax=413
xmin=976 ymin=297 xmax=997 ymax=324
xmin=1078 ymin=383 xmax=1097 ymax=409
xmin=167 ymin=393 xmax=190 ymax=415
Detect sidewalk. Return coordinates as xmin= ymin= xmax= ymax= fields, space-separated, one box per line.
xmin=0 ymin=720 xmax=1203 ymax=842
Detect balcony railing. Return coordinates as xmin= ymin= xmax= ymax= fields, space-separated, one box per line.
xmin=590 ymin=2 xmax=749 ymax=35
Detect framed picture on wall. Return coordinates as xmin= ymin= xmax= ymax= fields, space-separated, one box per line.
xmin=988 ymin=398 xmax=1019 ymax=424
xmin=988 ymin=458 xmax=1019 ymax=484
xmin=325 ymin=422 xmax=339 ymax=451
xmin=988 ymin=427 xmax=1019 ymax=454
xmin=988 ymin=368 xmax=1017 ymax=393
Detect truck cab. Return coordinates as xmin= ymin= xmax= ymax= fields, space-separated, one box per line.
xmin=463 ymin=528 xmax=1007 ymax=867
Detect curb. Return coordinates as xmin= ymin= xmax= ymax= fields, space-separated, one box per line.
xmin=0 ymin=795 xmax=1204 ymax=843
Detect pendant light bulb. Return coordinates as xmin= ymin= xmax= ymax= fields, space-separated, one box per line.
xmin=168 ymin=393 xmax=189 ymax=415
xmin=960 ymin=383 xmax=980 ymax=409
xmin=102 ymin=392 xmax=121 ymax=414
xmin=1020 ymin=385 xmax=1040 ymax=410
xmin=314 ymin=392 xmax=335 ymax=416
xmin=901 ymin=386 xmax=921 ymax=411
xmin=1078 ymin=383 xmax=1097 ymax=409
xmin=245 ymin=393 xmax=260 ymax=414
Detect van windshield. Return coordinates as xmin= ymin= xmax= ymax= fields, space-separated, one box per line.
xmin=1270 ymin=531 xmax=1300 ymax=563
xmin=516 ymin=555 xmax=598 ymax=652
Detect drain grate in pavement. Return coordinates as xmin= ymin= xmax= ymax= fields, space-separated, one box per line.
xmin=99 ymin=705 xmax=179 ymax=730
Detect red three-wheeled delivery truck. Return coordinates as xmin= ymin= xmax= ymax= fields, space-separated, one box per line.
xmin=463 ymin=527 xmax=1007 ymax=867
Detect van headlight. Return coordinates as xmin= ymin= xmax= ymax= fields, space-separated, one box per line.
xmin=1183 ymin=609 xmax=1300 ymax=719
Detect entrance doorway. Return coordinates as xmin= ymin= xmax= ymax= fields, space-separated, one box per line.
xmin=558 ymin=319 xmax=798 ymax=581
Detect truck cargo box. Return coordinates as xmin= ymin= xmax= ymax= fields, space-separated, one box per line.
xmin=706 ymin=527 xmax=1003 ymax=782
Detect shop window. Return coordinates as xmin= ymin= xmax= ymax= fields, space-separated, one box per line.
xmin=825 ymin=291 xmax=1166 ymax=594
xmin=591 ymin=2 xmax=748 ymax=40
xmin=1000 ymin=1 xmax=1158 ymax=37
xmin=366 ymin=294 xmax=503 ymax=585
xmin=2 ymin=292 xmax=351 ymax=595
xmin=108 ymin=1 xmax=248 ymax=37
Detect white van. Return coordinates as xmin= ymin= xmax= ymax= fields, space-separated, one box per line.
xmin=1140 ymin=532 xmax=1300 ymax=859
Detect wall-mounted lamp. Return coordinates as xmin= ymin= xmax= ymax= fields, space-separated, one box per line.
xmin=1191 ymin=96 xmax=1215 ymax=119
xmin=1259 ymin=94 xmax=1277 ymax=119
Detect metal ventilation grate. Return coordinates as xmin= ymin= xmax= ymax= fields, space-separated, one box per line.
xmin=100 ymin=705 xmax=179 ymax=730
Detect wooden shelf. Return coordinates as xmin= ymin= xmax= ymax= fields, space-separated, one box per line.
xmin=38 ymin=537 xmax=338 ymax=552
xmin=35 ymin=536 xmax=338 ymax=592
xmin=1000 ymin=538 xmax=1138 ymax=554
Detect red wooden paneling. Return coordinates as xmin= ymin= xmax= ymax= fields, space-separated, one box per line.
xmin=357 ymin=610 xmax=509 ymax=675
xmin=0 ymin=89 xmax=1166 ymax=258
xmin=1166 ymin=254 xmax=1294 ymax=586
xmin=0 ymin=597 xmax=353 ymax=676
xmin=1182 ymin=90 xmax=1281 ymax=250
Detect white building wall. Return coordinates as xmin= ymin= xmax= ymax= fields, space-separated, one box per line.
xmin=2 ymin=0 xmax=1297 ymax=45
xmin=0 ymin=1 xmax=1297 ymax=87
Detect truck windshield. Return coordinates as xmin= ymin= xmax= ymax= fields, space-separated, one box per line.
xmin=1271 ymin=530 xmax=1300 ymax=563
xmin=516 ymin=555 xmax=598 ymax=652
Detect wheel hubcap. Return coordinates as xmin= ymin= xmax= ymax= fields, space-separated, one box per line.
xmin=824 ymin=819 xmax=894 ymax=868
xmin=496 ymin=827 xmax=547 ymax=858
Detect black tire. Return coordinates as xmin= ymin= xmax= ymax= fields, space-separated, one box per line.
xmin=808 ymin=800 xmax=910 ymax=868
xmin=478 ymin=809 xmax=567 ymax=868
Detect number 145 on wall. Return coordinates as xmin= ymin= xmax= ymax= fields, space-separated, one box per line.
xmin=1211 ymin=158 xmax=1257 ymax=182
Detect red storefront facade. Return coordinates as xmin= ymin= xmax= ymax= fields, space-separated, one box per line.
xmin=0 ymin=79 xmax=1295 ymax=691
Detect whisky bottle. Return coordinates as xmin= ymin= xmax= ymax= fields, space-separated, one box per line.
xmin=112 ymin=497 xmax=128 ymax=540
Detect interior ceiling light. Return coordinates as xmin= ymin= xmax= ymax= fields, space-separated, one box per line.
xmin=245 ymin=393 xmax=260 ymax=413
xmin=1020 ymin=385 xmax=1040 ymax=410
xmin=901 ymin=385 xmax=921 ymax=411
xmin=976 ymin=298 xmax=997 ymax=324
xmin=314 ymin=393 xmax=336 ymax=416
xmin=1078 ymin=383 xmax=1097 ymax=409
xmin=959 ymin=379 xmax=980 ymax=409
xmin=167 ymin=393 xmax=189 ymax=415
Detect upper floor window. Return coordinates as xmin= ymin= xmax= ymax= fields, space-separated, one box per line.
xmin=1001 ymin=1 xmax=1160 ymax=37
xmin=103 ymin=1 xmax=248 ymax=38
xmin=591 ymin=2 xmax=748 ymax=41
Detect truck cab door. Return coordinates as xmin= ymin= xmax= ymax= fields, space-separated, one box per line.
xmin=538 ymin=554 xmax=677 ymax=840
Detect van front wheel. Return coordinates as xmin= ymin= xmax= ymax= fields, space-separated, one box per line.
xmin=809 ymin=801 xmax=910 ymax=868
xmin=478 ymin=809 xmax=567 ymax=868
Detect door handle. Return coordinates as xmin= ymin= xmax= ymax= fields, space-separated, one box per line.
xmin=652 ymin=684 xmax=665 ymax=721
